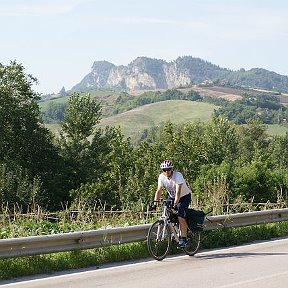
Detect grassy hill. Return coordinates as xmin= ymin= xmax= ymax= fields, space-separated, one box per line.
xmin=39 ymin=89 xmax=123 ymax=117
xmin=99 ymin=100 xmax=218 ymax=138
xmin=40 ymin=86 xmax=288 ymax=138
xmin=266 ymin=124 xmax=288 ymax=136
xmin=44 ymin=100 xmax=218 ymax=138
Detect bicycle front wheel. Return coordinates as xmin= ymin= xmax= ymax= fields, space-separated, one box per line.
xmin=184 ymin=230 xmax=201 ymax=256
xmin=147 ymin=220 xmax=171 ymax=261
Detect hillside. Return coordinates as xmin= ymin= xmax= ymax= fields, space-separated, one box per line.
xmin=69 ymin=56 xmax=288 ymax=94
xmin=99 ymin=100 xmax=218 ymax=138
xmin=44 ymin=100 xmax=217 ymax=138
xmin=40 ymin=85 xmax=288 ymax=138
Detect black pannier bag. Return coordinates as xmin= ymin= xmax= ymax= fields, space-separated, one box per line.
xmin=185 ymin=208 xmax=205 ymax=232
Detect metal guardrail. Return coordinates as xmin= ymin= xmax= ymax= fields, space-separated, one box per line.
xmin=1 ymin=208 xmax=288 ymax=259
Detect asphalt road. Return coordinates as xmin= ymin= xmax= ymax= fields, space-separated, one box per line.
xmin=1 ymin=237 xmax=288 ymax=288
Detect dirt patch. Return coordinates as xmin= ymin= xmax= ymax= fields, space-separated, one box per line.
xmin=128 ymin=86 xmax=243 ymax=101
xmin=192 ymin=86 xmax=243 ymax=101
xmin=280 ymin=94 xmax=288 ymax=103
xmin=128 ymin=89 xmax=166 ymax=96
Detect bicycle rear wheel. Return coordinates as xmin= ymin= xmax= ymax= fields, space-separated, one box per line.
xmin=184 ymin=230 xmax=201 ymax=256
xmin=147 ymin=220 xmax=171 ymax=261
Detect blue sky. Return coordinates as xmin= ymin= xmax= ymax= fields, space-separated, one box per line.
xmin=1 ymin=0 xmax=288 ymax=94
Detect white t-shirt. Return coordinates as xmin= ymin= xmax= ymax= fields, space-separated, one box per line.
xmin=158 ymin=171 xmax=191 ymax=199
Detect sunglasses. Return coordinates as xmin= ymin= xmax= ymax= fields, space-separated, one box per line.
xmin=162 ymin=168 xmax=172 ymax=172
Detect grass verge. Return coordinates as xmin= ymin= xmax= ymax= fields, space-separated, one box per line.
xmin=1 ymin=221 xmax=288 ymax=281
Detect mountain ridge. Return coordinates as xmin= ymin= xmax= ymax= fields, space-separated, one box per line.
xmin=69 ymin=56 xmax=288 ymax=93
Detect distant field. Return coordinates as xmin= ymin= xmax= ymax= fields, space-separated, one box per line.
xmin=39 ymin=89 xmax=122 ymax=112
xmin=44 ymin=101 xmax=288 ymax=139
xmin=266 ymin=124 xmax=288 ymax=136
xmin=39 ymin=95 xmax=69 ymax=110
xmin=40 ymin=87 xmax=288 ymax=138
xmin=99 ymin=100 xmax=218 ymax=138
xmin=191 ymin=86 xmax=243 ymax=101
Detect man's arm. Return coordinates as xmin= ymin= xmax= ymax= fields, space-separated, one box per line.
xmin=154 ymin=186 xmax=163 ymax=201
xmin=174 ymin=183 xmax=183 ymax=205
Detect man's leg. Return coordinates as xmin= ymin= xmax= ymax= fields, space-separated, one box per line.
xmin=178 ymin=216 xmax=187 ymax=238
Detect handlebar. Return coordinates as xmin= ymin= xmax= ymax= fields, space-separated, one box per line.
xmin=149 ymin=199 xmax=174 ymax=208
xmin=148 ymin=199 xmax=177 ymax=214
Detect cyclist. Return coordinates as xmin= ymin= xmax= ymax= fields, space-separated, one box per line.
xmin=154 ymin=160 xmax=192 ymax=248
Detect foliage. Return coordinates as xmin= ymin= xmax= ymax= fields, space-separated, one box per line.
xmin=58 ymin=93 xmax=102 ymax=191
xmin=40 ymin=88 xmax=203 ymax=123
xmin=69 ymin=126 xmax=134 ymax=210
xmin=226 ymin=67 xmax=288 ymax=93
xmin=15 ymin=109 xmax=288 ymax=212
xmin=0 ymin=61 xmax=66 ymax=210
xmin=61 ymin=93 xmax=102 ymax=140
xmin=214 ymin=93 xmax=287 ymax=124
xmin=41 ymin=102 xmax=67 ymax=123
xmin=111 ymin=88 xmax=203 ymax=116
xmin=268 ymin=133 xmax=288 ymax=169
xmin=0 ymin=61 xmax=41 ymax=165
xmin=2 ymin=61 xmax=288 ymax=213
xmin=0 ymin=163 xmax=41 ymax=208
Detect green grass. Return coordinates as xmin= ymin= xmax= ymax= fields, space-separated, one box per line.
xmin=39 ymin=89 xmax=122 ymax=111
xmin=266 ymin=124 xmax=288 ymax=136
xmin=0 ymin=242 xmax=149 ymax=280
xmin=43 ymin=123 xmax=62 ymax=136
xmin=39 ymin=88 xmax=288 ymax=138
xmin=100 ymin=100 xmax=218 ymax=138
xmin=44 ymin=100 xmax=288 ymax=139
xmin=39 ymin=95 xmax=70 ymax=110
xmin=44 ymin=100 xmax=218 ymax=138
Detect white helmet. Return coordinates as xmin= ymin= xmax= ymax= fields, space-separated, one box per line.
xmin=160 ymin=160 xmax=174 ymax=169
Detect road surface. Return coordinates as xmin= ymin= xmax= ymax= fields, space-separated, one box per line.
xmin=1 ymin=237 xmax=288 ymax=288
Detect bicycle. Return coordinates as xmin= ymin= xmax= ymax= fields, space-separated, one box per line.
xmin=147 ymin=200 xmax=202 ymax=261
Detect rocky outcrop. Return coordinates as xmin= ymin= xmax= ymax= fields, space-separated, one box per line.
xmin=70 ymin=56 xmax=288 ymax=93
xmin=70 ymin=56 xmax=211 ymax=92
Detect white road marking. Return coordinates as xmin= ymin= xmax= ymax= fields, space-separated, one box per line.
xmin=1 ymin=237 xmax=287 ymax=287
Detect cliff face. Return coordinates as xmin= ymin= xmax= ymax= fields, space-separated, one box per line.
xmin=71 ymin=56 xmax=207 ymax=92
xmin=70 ymin=56 xmax=288 ymax=93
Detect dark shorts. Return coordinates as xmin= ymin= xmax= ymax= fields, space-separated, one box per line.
xmin=178 ymin=193 xmax=191 ymax=218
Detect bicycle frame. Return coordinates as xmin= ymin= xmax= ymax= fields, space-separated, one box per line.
xmin=158 ymin=201 xmax=180 ymax=243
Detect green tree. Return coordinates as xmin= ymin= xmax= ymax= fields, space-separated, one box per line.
xmin=202 ymin=117 xmax=238 ymax=165
xmin=0 ymin=163 xmax=41 ymax=208
xmin=0 ymin=61 xmax=40 ymax=164
xmin=236 ymin=120 xmax=269 ymax=164
xmin=268 ymin=133 xmax=288 ymax=169
xmin=59 ymin=93 xmax=102 ymax=188
xmin=231 ymin=160 xmax=277 ymax=203
xmin=41 ymin=102 xmax=67 ymax=123
xmin=70 ymin=126 xmax=133 ymax=210
xmin=0 ymin=61 xmax=65 ymax=209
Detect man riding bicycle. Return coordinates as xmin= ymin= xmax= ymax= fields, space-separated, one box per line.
xmin=154 ymin=160 xmax=192 ymax=248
